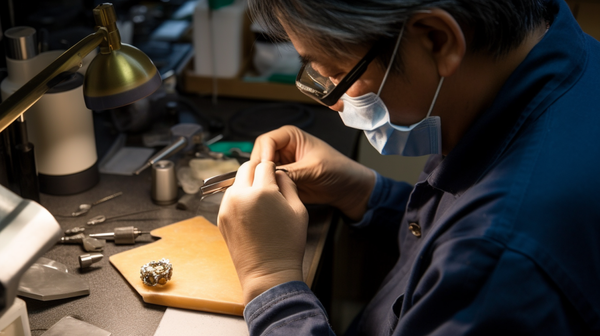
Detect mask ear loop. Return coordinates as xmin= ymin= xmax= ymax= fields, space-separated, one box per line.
xmin=426 ymin=77 xmax=444 ymax=118
xmin=377 ymin=23 xmax=405 ymax=97
xmin=376 ymin=16 xmax=443 ymax=119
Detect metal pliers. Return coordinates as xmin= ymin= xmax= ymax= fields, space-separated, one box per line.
xmin=200 ymin=168 xmax=288 ymax=197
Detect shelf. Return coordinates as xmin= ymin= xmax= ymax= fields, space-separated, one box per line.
xmin=180 ymin=59 xmax=317 ymax=104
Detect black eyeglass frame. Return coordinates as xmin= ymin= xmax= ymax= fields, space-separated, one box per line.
xmin=295 ymin=41 xmax=387 ymax=106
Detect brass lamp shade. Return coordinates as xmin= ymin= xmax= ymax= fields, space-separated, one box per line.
xmin=0 ymin=4 xmax=162 ymax=132
xmin=83 ymin=44 xmax=162 ymax=111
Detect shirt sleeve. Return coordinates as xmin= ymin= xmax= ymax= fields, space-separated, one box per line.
xmin=244 ymin=281 xmax=335 ymax=336
xmin=352 ymin=172 xmax=413 ymax=229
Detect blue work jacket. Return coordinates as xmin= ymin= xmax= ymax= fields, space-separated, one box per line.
xmin=244 ymin=0 xmax=600 ymax=334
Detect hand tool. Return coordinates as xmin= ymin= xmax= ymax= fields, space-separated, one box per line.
xmin=65 ymin=227 xmax=86 ymax=235
xmin=89 ymin=226 xmax=150 ymax=245
xmin=200 ymin=168 xmax=288 ymax=198
xmin=71 ymin=191 xmax=123 ymax=217
xmin=58 ymin=233 xmax=105 ymax=251
xmin=86 ymin=209 xmax=160 ymax=225
xmin=59 ymin=233 xmax=86 ymax=244
xmin=134 ymin=123 xmax=203 ymax=175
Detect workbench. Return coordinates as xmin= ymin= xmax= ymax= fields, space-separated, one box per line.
xmin=23 ymin=95 xmax=360 ymax=336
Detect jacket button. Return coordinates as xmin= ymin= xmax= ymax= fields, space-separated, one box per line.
xmin=408 ymin=223 xmax=422 ymax=237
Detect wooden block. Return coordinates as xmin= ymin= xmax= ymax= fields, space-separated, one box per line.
xmin=110 ymin=217 xmax=244 ymax=316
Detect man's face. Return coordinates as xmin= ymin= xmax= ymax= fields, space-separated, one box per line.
xmin=287 ymin=29 xmax=444 ymax=127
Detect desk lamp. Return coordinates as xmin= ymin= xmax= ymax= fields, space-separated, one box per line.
xmin=0 ymin=3 xmax=162 ymax=131
xmin=0 ymin=2 xmax=161 ymax=317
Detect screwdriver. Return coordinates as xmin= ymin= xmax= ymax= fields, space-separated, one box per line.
xmin=89 ymin=226 xmax=151 ymax=245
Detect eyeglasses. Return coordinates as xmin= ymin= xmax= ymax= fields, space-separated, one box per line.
xmin=295 ymin=41 xmax=385 ymax=106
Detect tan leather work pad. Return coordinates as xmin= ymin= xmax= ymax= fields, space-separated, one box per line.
xmin=109 ymin=216 xmax=244 ymax=316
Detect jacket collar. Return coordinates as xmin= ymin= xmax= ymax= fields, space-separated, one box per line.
xmin=427 ymin=0 xmax=587 ymax=196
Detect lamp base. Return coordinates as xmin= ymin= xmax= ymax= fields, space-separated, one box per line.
xmin=39 ymin=161 xmax=99 ymax=195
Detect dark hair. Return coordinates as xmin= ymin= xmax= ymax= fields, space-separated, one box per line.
xmin=249 ymin=0 xmax=554 ymax=71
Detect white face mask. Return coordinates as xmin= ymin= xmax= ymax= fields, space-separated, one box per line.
xmin=337 ymin=25 xmax=444 ymax=156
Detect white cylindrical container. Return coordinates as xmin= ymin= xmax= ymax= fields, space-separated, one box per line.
xmin=1 ymin=49 xmax=99 ymax=195
xmin=193 ymin=0 xmax=247 ymax=78
xmin=0 ymin=26 xmax=42 ymax=199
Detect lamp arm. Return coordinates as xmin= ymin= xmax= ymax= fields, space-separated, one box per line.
xmin=0 ymin=28 xmax=108 ymax=133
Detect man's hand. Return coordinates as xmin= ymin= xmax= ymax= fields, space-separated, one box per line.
xmin=218 ymin=160 xmax=308 ymax=304
xmin=251 ymin=125 xmax=375 ymax=221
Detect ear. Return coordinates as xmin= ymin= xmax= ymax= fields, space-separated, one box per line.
xmin=406 ymin=9 xmax=466 ymax=78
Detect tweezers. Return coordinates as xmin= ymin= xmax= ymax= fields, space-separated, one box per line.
xmin=200 ymin=168 xmax=288 ymax=197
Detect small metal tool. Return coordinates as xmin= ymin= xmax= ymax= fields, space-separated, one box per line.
xmin=79 ymin=253 xmax=103 ymax=269
xmin=82 ymin=238 xmax=106 ymax=252
xmin=71 ymin=191 xmax=123 ymax=217
xmin=87 ymin=209 xmax=160 ymax=225
xmin=65 ymin=227 xmax=86 ymax=235
xmin=59 ymin=233 xmax=86 ymax=244
xmin=58 ymin=233 xmax=106 ymax=251
xmin=134 ymin=136 xmax=186 ymax=175
xmin=134 ymin=123 xmax=203 ymax=175
xmin=89 ymin=226 xmax=150 ymax=245
xmin=201 ymin=171 xmax=237 ymax=197
xmin=200 ymin=168 xmax=288 ymax=197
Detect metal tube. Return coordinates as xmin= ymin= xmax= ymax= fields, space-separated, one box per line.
xmin=88 ymin=232 xmax=115 ymax=240
xmin=134 ymin=136 xmax=187 ymax=175
xmin=89 ymin=227 xmax=149 ymax=245
xmin=4 ymin=27 xmax=38 ymax=60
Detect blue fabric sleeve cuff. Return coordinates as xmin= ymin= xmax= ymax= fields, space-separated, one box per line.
xmin=244 ymin=281 xmax=322 ymax=321
xmin=351 ymin=171 xmax=385 ymax=228
xmin=243 ymin=281 xmax=332 ymax=335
